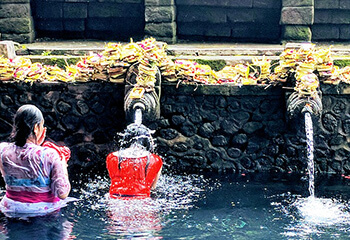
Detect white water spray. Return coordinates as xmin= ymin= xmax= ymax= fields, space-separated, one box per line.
xmin=134 ymin=108 xmax=143 ymax=126
xmin=304 ymin=111 xmax=314 ymax=198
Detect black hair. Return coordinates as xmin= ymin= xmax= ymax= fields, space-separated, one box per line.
xmin=10 ymin=104 xmax=44 ymax=147
xmin=118 ymin=123 xmax=155 ymax=153
xmin=117 ymin=123 xmax=155 ymax=176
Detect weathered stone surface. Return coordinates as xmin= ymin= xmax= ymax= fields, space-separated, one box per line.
xmin=212 ymin=135 xmax=227 ymax=146
xmin=177 ymin=6 xmax=227 ymax=23
xmin=63 ymin=3 xmax=88 ymax=18
xmin=159 ymin=128 xmax=178 ymax=140
xmin=322 ymin=113 xmax=338 ymax=133
xmin=88 ymin=3 xmax=143 ymax=18
xmin=180 ymin=123 xmax=196 ymax=137
xmin=281 ymin=7 xmax=314 ymax=25
xmin=243 ymin=121 xmax=263 ymax=134
xmin=314 ymin=10 xmax=332 ymax=24
xmin=145 ymin=0 xmax=174 ymax=5
xmin=332 ymin=11 xmax=350 ymax=24
xmin=254 ymin=0 xmax=282 ymax=8
xmin=221 ymin=120 xmax=240 ymax=134
xmin=36 ymin=18 xmax=64 ymax=31
xmin=282 ymin=25 xmax=312 ymax=41
xmin=340 ymin=25 xmax=350 ymax=39
xmin=0 ymin=82 xmax=348 ymax=174
xmin=57 ymin=100 xmax=72 ymax=113
xmin=145 ymin=22 xmax=176 ymax=37
xmin=145 ymin=6 xmax=175 ymax=23
xmin=342 ymin=119 xmax=350 ymax=135
xmin=340 ymin=0 xmax=350 ymax=9
xmin=64 ymin=19 xmax=85 ymax=32
xmin=35 ymin=2 xmax=63 ymax=19
xmin=176 ymin=0 xmax=253 ymax=7
xmin=173 ymin=142 xmax=189 ymax=152
xmin=315 ymin=0 xmax=339 ymax=9
xmin=171 ymin=115 xmax=186 ymax=125
xmin=0 ymin=3 xmax=30 ymax=18
xmin=0 ymin=17 xmax=34 ymax=34
xmin=226 ymin=9 xmax=255 ymax=23
xmin=231 ymin=133 xmax=248 ymax=146
xmin=198 ymin=122 xmax=215 ymax=138
xmin=96 ymin=0 xmax=142 ymax=2
xmin=0 ymin=0 xmax=29 ymax=2
xmin=1 ymin=30 xmax=35 ymax=43
xmin=283 ymin=0 xmax=314 ymax=7
xmin=312 ymin=25 xmax=339 ymax=40
xmin=227 ymin=147 xmax=241 ymax=158
xmin=205 ymin=26 xmax=231 ymax=37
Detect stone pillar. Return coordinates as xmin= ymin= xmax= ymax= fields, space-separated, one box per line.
xmin=0 ymin=0 xmax=35 ymax=43
xmin=280 ymin=0 xmax=314 ymax=42
xmin=144 ymin=0 xmax=177 ymax=43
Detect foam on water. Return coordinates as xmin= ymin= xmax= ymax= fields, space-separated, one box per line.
xmin=68 ymin=173 xmax=208 ymax=239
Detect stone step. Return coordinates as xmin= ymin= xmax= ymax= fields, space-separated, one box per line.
xmin=18 ymin=41 xmax=350 ymax=57
xmin=26 ymin=54 xmax=350 ymax=69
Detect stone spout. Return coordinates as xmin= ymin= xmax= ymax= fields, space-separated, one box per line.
xmin=124 ymin=62 xmax=161 ymax=124
xmin=287 ymin=91 xmax=323 ymax=118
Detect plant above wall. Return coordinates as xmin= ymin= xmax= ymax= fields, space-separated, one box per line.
xmin=0 ymin=38 xmax=350 ymax=95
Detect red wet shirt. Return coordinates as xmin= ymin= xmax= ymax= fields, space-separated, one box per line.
xmin=106 ymin=152 xmax=162 ymax=198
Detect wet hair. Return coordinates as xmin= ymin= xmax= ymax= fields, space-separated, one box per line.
xmin=10 ymin=104 xmax=44 ymax=147
xmin=117 ymin=123 xmax=155 ymax=176
xmin=118 ymin=123 xmax=155 ymax=153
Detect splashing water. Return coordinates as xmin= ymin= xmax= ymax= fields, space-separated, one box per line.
xmin=304 ymin=111 xmax=314 ymax=197
xmin=272 ymin=111 xmax=350 ymax=238
xmin=134 ymin=108 xmax=142 ymax=126
xmin=67 ymin=173 xmax=207 ymax=239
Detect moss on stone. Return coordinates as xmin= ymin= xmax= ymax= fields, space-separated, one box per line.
xmin=334 ymin=59 xmax=350 ymax=68
xmin=282 ymin=25 xmax=312 ymax=41
xmin=34 ymin=57 xmax=80 ymax=68
xmin=195 ymin=59 xmax=227 ymax=71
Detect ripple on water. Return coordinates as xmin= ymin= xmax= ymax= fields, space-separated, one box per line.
xmin=67 ymin=173 xmax=210 ymax=239
xmin=272 ymin=193 xmax=350 ymax=239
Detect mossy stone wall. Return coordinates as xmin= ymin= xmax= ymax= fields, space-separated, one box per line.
xmin=0 ymin=82 xmax=349 ymax=175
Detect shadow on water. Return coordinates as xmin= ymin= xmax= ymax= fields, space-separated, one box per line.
xmin=0 ymin=172 xmax=350 ymax=239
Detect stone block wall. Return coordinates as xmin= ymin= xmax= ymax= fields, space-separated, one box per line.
xmin=0 ymin=0 xmax=35 ymax=43
xmin=176 ymin=0 xmax=282 ymax=43
xmin=2 ymin=0 xmax=350 ymax=43
xmin=313 ymin=0 xmax=350 ymax=41
xmin=31 ymin=0 xmax=145 ymax=40
xmin=155 ymin=83 xmax=350 ymax=174
xmin=145 ymin=0 xmax=177 ymax=43
xmin=280 ymin=0 xmax=314 ymax=41
xmin=0 ymin=82 xmax=349 ymax=175
xmin=0 ymin=82 xmax=125 ymax=175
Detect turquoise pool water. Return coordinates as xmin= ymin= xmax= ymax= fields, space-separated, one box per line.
xmin=0 ymin=172 xmax=350 ymax=239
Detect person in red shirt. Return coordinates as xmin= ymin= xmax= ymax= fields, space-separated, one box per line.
xmin=106 ymin=124 xmax=163 ymax=198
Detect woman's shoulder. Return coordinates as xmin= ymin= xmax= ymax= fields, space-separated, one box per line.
xmin=0 ymin=142 xmax=13 ymax=149
xmin=150 ymin=153 xmax=163 ymax=166
xmin=27 ymin=144 xmax=61 ymax=161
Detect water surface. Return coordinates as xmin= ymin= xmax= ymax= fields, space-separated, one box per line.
xmin=0 ymin=172 xmax=350 ymax=239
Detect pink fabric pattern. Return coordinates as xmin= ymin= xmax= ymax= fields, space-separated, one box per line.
xmin=0 ymin=142 xmax=71 ymax=216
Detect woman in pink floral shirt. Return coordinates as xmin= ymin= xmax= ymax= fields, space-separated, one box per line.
xmin=0 ymin=104 xmax=71 ymax=217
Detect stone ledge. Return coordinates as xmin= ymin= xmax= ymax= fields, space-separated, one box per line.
xmin=145 ymin=0 xmax=174 ymax=5
xmin=0 ymin=17 xmax=34 ymax=34
xmin=0 ymin=3 xmax=31 ymax=18
xmin=280 ymin=6 xmax=314 ymax=25
xmin=283 ymin=0 xmax=314 ymax=7
xmin=145 ymin=6 xmax=176 ymax=23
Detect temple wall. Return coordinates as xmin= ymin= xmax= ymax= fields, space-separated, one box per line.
xmin=313 ymin=0 xmax=350 ymax=41
xmin=175 ymin=0 xmax=281 ymax=43
xmin=1 ymin=0 xmax=350 ymax=43
xmin=0 ymin=82 xmax=349 ymax=175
